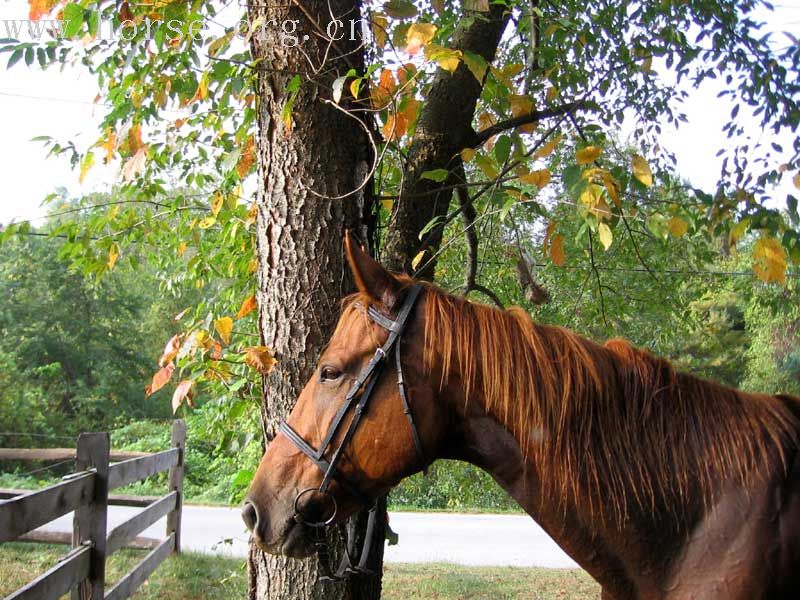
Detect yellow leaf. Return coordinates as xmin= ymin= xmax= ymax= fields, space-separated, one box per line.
xmin=198 ymin=216 xmax=216 ymax=229
xmin=383 ymin=112 xmax=407 ymax=141
xmin=122 ymin=147 xmax=147 ymax=182
xmin=371 ymin=69 xmax=397 ymax=108
xmin=29 ymin=0 xmax=59 ymax=20
xmin=107 ymin=243 xmax=120 ymax=270
xmin=350 ymin=78 xmax=362 ymax=100
xmin=542 ymin=220 xmax=556 ymax=256
xmin=580 ymin=184 xmax=611 ymax=220
xmin=794 ymin=173 xmax=800 ymax=190
xmin=237 ymin=295 xmax=258 ymax=319
xmin=632 ymin=154 xmax=653 ymax=187
xmin=464 ymin=0 xmax=489 ymax=11
xmin=601 ymin=172 xmax=621 ymax=207
xmin=475 ymin=154 xmax=499 ymax=179
xmin=424 ymin=43 xmax=462 ymax=74
xmin=491 ymin=63 xmax=524 ymax=87
xmin=729 ymin=219 xmax=749 ymax=247
xmin=381 ymin=198 xmax=394 ymax=211
xmin=208 ymin=30 xmax=234 ymax=57
xmin=576 ymin=146 xmax=602 ymax=165
xmin=406 ymin=23 xmax=437 ymax=56
xmin=462 ymin=52 xmax=487 ymax=83
xmin=550 ymin=234 xmax=565 ymax=266
xmin=188 ymin=71 xmax=209 ymax=105
xmin=158 ymin=334 xmax=182 ymax=367
xmin=546 ymin=86 xmax=558 ymax=102
xmin=753 ymin=235 xmax=787 ymax=284
xmin=123 ymin=123 xmax=145 ymax=155
xmin=79 ymin=151 xmax=94 ymax=184
xmin=400 ymin=97 xmax=421 ymax=130
xmin=519 ymin=168 xmax=551 ymax=187
xmin=172 ymin=380 xmax=195 ymax=413
xmin=477 ymin=112 xmax=497 ymax=148
xmin=533 ymin=134 xmax=562 ymax=160
xmin=372 ymin=14 xmax=388 ymax=48
xmin=146 ymin=363 xmax=175 ymax=397
xmin=667 ymin=216 xmax=689 ymax=238
xmin=236 ymin=136 xmax=256 ymax=179
xmin=99 ymin=128 xmax=116 ymax=164
xmin=210 ymin=192 xmax=224 ymax=216
xmin=397 ymin=63 xmax=418 ymax=89
xmin=411 ymin=250 xmax=426 ymax=270
xmin=509 ymin=94 xmax=536 ymax=133
xmin=246 ymin=203 xmax=258 ymax=227
xmin=597 ymin=222 xmax=613 ymax=250
xmin=245 ymin=346 xmax=277 ymax=375
xmin=215 ymin=317 xmax=234 ymax=345
xmin=641 ymin=56 xmax=653 ymax=73
xmin=461 ymin=147 xmax=476 ymax=163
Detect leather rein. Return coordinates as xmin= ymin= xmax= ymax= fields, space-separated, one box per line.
xmin=277 ymin=284 xmax=426 ymax=581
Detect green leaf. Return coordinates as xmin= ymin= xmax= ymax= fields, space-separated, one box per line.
xmin=420 ymin=168 xmax=449 ymax=182
xmin=63 ymin=3 xmax=85 ymax=38
xmin=462 ymin=51 xmax=487 ymax=82
xmin=231 ymin=468 xmax=254 ymax=487
xmin=475 ymin=154 xmax=499 ymax=179
xmin=419 ymin=215 xmax=446 ymax=239
xmin=384 ymin=0 xmax=418 ymax=19
xmin=494 ymin=135 xmax=512 ymax=165
xmin=787 ymin=194 xmax=798 ymax=225
xmin=286 ymin=74 xmax=301 ymax=93
xmin=7 ymin=48 xmax=23 ymax=69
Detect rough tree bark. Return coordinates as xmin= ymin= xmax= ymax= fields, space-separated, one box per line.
xmin=381 ymin=4 xmax=509 ymax=278
xmin=246 ymin=1 xmax=384 ymax=598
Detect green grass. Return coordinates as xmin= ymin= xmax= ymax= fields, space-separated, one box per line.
xmin=0 ymin=543 xmax=246 ymax=599
xmin=381 ymin=563 xmax=599 ymax=599
xmin=0 ymin=543 xmax=600 ymax=599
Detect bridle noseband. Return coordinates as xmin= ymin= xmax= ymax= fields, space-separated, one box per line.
xmin=277 ymin=284 xmax=426 ymax=581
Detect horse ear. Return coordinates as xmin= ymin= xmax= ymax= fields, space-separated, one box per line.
xmin=345 ymin=230 xmax=403 ymax=308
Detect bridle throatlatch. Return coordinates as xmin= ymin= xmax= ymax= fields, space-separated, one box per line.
xmin=278 ymin=284 xmax=426 ymax=582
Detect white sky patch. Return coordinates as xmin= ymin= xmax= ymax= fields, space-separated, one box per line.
xmin=0 ymin=0 xmax=797 ymax=225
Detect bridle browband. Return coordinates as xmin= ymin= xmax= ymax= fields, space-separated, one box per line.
xmin=277 ymin=284 xmax=426 ymax=581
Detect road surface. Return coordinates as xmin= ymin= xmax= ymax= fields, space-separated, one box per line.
xmin=35 ymin=505 xmax=577 ymax=568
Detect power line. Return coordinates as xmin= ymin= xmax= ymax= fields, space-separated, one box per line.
xmin=0 ymin=89 xmax=188 ymax=116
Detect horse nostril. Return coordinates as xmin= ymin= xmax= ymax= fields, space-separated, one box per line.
xmin=242 ymin=500 xmax=259 ymax=533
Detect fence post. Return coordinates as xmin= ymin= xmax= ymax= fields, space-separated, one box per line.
xmin=71 ymin=432 xmax=109 ymax=600
xmin=166 ymin=419 xmax=186 ymax=554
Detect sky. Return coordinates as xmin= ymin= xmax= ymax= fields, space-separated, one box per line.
xmin=0 ymin=0 xmax=797 ymax=226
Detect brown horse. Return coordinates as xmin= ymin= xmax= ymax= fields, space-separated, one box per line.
xmin=243 ymin=234 xmax=800 ymax=599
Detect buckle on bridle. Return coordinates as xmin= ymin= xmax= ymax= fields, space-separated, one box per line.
xmin=293 ymin=487 xmax=338 ymax=528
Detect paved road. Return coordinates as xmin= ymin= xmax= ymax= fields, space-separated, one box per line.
xmin=37 ymin=505 xmax=577 ymax=568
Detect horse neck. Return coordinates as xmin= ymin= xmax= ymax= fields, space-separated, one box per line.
xmin=429 ymin=328 xmax=691 ymax=598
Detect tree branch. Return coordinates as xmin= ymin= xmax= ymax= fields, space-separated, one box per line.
xmin=472 ymin=101 xmax=585 ymax=147
xmin=455 ymin=164 xmax=479 ymax=294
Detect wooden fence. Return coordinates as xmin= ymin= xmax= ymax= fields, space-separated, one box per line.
xmin=0 ymin=420 xmax=185 ymax=600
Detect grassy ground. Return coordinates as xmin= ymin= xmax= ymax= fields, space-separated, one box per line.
xmin=0 ymin=543 xmax=600 ymax=599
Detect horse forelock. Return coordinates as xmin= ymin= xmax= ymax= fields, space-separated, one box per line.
xmin=415 ymin=285 xmax=800 ymax=526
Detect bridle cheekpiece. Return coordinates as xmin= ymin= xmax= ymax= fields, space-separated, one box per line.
xmin=277 ymin=284 xmax=426 ymax=581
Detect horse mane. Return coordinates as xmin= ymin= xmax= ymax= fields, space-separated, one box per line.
xmin=412 ymin=284 xmax=799 ymax=526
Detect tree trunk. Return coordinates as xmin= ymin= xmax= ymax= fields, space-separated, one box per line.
xmin=382 ymin=5 xmax=509 ymax=278
xmin=246 ymin=1 xmax=384 ymax=598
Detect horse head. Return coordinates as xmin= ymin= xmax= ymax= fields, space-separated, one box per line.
xmin=241 ymin=235 xmax=448 ymax=557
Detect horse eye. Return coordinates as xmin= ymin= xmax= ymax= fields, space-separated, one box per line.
xmin=320 ymin=366 xmax=342 ymax=382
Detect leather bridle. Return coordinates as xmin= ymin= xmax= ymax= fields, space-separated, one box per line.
xmin=277 ymin=284 xmax=426 ymax=581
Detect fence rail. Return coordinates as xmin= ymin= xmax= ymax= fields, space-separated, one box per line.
xmin=0 ymin=420 xmax=185 ymax=600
